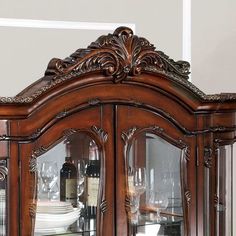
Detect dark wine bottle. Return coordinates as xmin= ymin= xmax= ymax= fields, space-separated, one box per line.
xmin=85 ymin=140 xmax=100 ymax=231
xmin=60 ymin=141 xmax=77 ymax=207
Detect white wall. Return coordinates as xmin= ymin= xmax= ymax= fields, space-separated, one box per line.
xmin=0 ymin=0 xmax=182 ymax=96
xmin=192 ymin=0 xmax=236 ymax=94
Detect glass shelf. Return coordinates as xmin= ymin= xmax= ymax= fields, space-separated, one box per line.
xmin=133 ymin=213 xmax=183 ymax=236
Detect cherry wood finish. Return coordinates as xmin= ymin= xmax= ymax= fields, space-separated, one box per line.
xmin=0 ymin=27 xmax=235 ymax=236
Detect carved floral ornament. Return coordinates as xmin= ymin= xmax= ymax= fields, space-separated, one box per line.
xmin=0 ymin=26 xmax=236 ymax=103
xmin=45 ymin=27 xmax=190 ymax=82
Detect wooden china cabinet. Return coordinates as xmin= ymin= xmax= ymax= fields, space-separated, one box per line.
xmin=0 ymin=27 xmax=235 ymax=236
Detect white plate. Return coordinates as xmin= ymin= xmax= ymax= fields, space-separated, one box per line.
xmin=35 ymin=208 xmax=80 ymax=230
xmin=36 ymin=201 xmax=74 ymax=214
xmin=34 ymin=226 xmax=68 ymax=235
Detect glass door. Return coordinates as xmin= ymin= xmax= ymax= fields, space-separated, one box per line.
xmin=125 ymin=132 xmax=184 ymax=235
xmin=35 ymin=132 xmax=101 ymax=236
xmin=116 ymin=105 xmax=195 ymax=236
xmin=19 ymin=105 xmax=114 ymax=236
xmin=0 ymin=160 xmax=7 ymax=236
xmin=216 ymin=144 xmax=233 ymax=236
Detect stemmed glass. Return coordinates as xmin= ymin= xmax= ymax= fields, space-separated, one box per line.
xmin=77 ymin=160 xmax=86 ymax=208
xmin=128 ymin=167 xmax=146 ymax=223
xmin=149 ymin=191 xmax=168 ymax=222
xmin=40 ymin=161 xmax=58 ymax=201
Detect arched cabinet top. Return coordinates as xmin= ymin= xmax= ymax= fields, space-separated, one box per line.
xmin=0 ymin=26 xmax=236 ymax=114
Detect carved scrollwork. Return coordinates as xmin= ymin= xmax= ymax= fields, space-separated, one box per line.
xmin=183 ymin=146 xmax=190 ymax=162
xmin=30 ymin=146 xmax=48 ymax=173
xmin=88 ymin=98 xmax=101 ymax=106
xmin=125 ymin=194 xmax=132 ymax=213
xmin=29 ymin=157 xmax=37 ymax=173
xmin=121 ymin=127 xmax=137 ymax=143
xmin=152 ymin=125 xmax=164 ymax=134
xmin=204 ymin=147 xmax=213 ymax=168
xmin=0 ymin=165 xmax=8 ymax=181
xmin=214 ymin=194 xmax=219 ymax=205
xmin=45 ymin=27 xmax=190 ymax=84
xmin=100 ymin=199 xmax=108 ymax=214
xmin=185 ymin=190 xmax=191 ymax=207
xmin=91 ymin=125 xmax=108 ymax=144
xmin=62 ymin=128 xmax=77 ymax=138
xmin=56 ymin=110 xmax=68 ymax=119
xmin=1 ymin=27 xmax=236 ymax=103
xmin=29 ymin=203 xmax=36 ymax=218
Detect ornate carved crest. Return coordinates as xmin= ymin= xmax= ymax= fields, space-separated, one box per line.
xmin=1 ymin=27 xmax=236 ymax=103
xmin=45 ymin=27 xmax=190 ymax=83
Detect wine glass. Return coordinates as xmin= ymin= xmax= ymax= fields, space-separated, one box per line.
xmin=77 ymin=160 xmax=86 ymax=208
xmin=149 ymin=191 xmax=168 ymax=222
xmin=127 ymin=167 xmax=146 ymax=224
xmin=40 ymin=161 xmax=58 ymax=201
xmin=133 ymin=167 xmax=146 ymax=195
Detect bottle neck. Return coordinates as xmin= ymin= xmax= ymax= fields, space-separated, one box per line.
xmin=65 ymin=156 xmax=72 ymax=163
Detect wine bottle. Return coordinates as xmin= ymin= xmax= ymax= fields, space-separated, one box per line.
xmin=60 ymin=141 xmax=77 ymax=207
xmin=85 ymin=140 xmax=100 ymax=230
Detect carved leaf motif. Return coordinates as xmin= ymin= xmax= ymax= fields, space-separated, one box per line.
xmin=91 ymin=125 xmax=108 ymax=143
xmin=2 ymin=27 xmax=236 ymax=103
xmin=121 ymin=127 xmax=137 ymax=143
xmin=45 ymin=27 xmax=190 ymax=83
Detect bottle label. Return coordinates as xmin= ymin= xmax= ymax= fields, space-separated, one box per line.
xmin=87 ymin=177 xmax=99 ymax=206
xmin=65 ymin=178 xmax=77 ymax=199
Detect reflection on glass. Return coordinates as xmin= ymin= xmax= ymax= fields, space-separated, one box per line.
xmin=216 ymin=145 xmax=232 ymax=236
xmin=35 ymin=133 xmax=100 ymax=236
xmin=127 ymin=132 xmax=184 ymax=236
xmin=149 ymin=191 xmax=168 ymax=222
xmin=40 ymin=162 xmax=58 ymax=201
xmin=0 ymin=160 xmax=7 ymax=236
xmin=77 ymin=160 xmax=86 ymax=209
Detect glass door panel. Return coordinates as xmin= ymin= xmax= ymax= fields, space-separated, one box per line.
xmin=126 ymin=132 xmax=184 ymax=236
xmin=0 ymin=160 xmax=7 ymax=236
xmin=216 ymin=145 xmax=233 ymax=236
xmin=35 ymin=132 xmax=100 ymax=236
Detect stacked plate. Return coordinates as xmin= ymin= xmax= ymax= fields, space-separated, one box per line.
xmin=35 ymin=201 xmax=81 ymax=235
